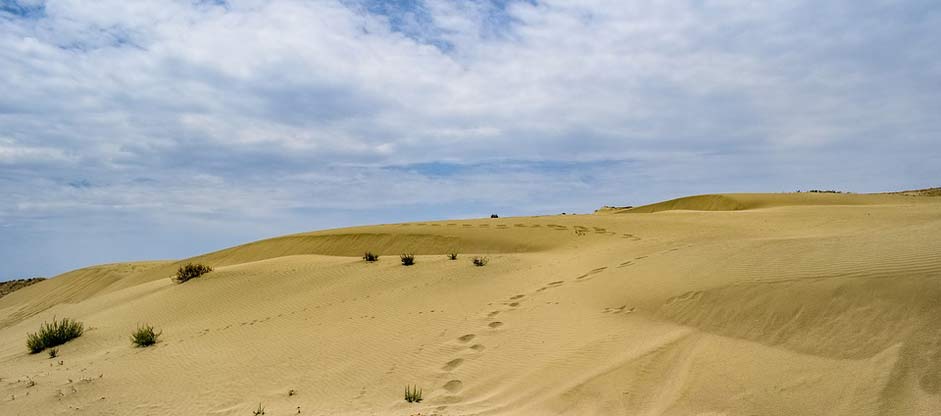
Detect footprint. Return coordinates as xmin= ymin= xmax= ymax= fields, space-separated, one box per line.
xmin=470 ymin=344 xmax=486 ymax=351
xmin=589 ymin=267 xmax=608 ymax=274
xmin=443 ymin=380 xmax=464 ymax=392
xmin=548 ymin=281 xmax=564 ymax=286
xmin=617 ymin=261 xmax=633 ymax=268
xmin=510 ymin=294 xmax=525 ymax=300
xmin=457 ymin=334 xmax=476 ymax=343
xmin=487 ymin=311 xmax=501 ymax=318
xmin=508 ymin=302 xmax=520 ymax=307
xmin=488 ymin=321 xmax=504 ymax=328
xmin=575 ymin=274 xmax=590 ymax=280
xmin=635 ymin=256 xmax=648 ymax=260
xmin=443 ymin=358 xmax=464 ymax=371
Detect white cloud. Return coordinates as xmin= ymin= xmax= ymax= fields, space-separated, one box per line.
xmin=1 ymin=0 xmax=939 ymax=277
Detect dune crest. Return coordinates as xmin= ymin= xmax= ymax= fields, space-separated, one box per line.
xmin=2 ymin=192 xmax=940 ymax=415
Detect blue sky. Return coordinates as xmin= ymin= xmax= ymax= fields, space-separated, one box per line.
xmin=2 ymin=0 xmax=940 ymax=279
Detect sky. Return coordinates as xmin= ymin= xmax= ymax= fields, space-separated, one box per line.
xmin=1 ymin=0 xmax=940 ymax=279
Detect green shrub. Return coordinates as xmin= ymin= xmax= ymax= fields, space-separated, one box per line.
xmin=130 ymin=324 xmax=161 ymax=347
xmin=447 ymin=253 xmax=458 ymax=260
xmin=400 ymin=253 xmax=415 ymax=266
xmin=173 ymin=263 xmax=212 ymax=283
xmin=26 ymin=317 xmax=84 ymax=354
xmin=472 ymin=256 xmax=489 ymax=267
xmin=404 ymin=385 xmax=423 ymax=403
xmin=363 ymin=252 xmax=379 ymax=262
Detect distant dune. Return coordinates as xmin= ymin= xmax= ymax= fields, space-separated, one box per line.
xmin=1 ymin=191 xmax=939 ymax=415
xmin=0 ymin=277 xmax=45 ymax=300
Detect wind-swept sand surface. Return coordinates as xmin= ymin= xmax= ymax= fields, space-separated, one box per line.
xmin=1 ymin=192 xmax=940 ymax=415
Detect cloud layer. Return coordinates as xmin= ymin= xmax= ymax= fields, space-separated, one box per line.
xmin=2 ymin=0 xmax=940 ymax=278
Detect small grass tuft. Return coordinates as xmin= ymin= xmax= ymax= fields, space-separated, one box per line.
xmin=130 ymin=324 xmax=161 ymax=347
xmin=173 ymin=263 xmax=212 ymax=283
xmin=404 ymin=385 xmax=423 ymax=403
xmin=400 ymin=253 xmax=415 ymax=266
xmin=363 ymin=251 xmax=379 ymax=262
xmin=447 ymin=252 xmax=458 ymax=260
xmin=26 ymin=316 xmax=84 ymax=354
xmin=472 ymin=256 xmax=489 ymax=267
xmin=48 ymin=348 xmax=58 ymax=359
xmin=253 ymin=403 xmax=266 ymax=415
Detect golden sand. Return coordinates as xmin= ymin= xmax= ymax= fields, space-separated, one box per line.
xmin=1 ymin=192 xmax=939 ymax=415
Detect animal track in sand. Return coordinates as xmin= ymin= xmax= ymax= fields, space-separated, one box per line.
xmin=508 ymin=302 xmax=520 ymax=307
xmin=510 ymin=294 xmax=525 ymax=300
xmin=443 ymin=380 xmax=464 ymax=392
xmin=635 ymin=255 xmax=648 ymax=260
xmin=488 ymin=321 xmax=504 ymax=328
xmin=457 ymin=334 xmax=476 ymax=343
xmin=575 ymin=267 xmax=608 ymax=282
xmin=617 ymin=261 xmax=633 ymax=268
xmin=602 ymin=305 xmax=635 ymax=314
xmin=470 ymin=344 xmax=486 ymax=351
xmin=443 ymin=358 xmax=465 ymax=371
xmin=487 ymin=311 xmax=501 ymax=317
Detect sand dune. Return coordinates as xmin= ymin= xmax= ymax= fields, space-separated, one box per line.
xmin=1 ymin=192 xmax=940 ymax=415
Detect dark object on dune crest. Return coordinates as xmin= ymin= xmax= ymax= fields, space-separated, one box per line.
xmin=173 ymin=263 xmax=213 ymax=283
xmin=404 ymin=385 xmax=423 ymax=403
xmin=490 ymin=214 xmax=499 ymax=218
xmin=363 ymin=252 xmax=379 ymax=262
xmin=26 ymin=316 xmax=84 ymax=354
xmin=472 ymin=256 xmax=489 ymax=267
xmin=400 ymin=253 xmax=415 ymax=266
xmin=447 ymin=253 xmax=458 ymax=260
xmin=131 ymin=324 xmax=161 ymax=347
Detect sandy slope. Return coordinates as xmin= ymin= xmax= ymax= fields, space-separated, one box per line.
xmin=1 ymin=193 xmax=940 ymax=415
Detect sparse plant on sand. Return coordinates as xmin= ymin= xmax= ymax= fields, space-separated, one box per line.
xmin=447 ymin=252 xmax=458 ymax=260
xmin=490 ymin=214 xmax=499 ymax=218
xmin=400 ymin=253 xmax=415 ymax=266
xmin=404 ymin=385 xmax=423 ymax=403
xmin=173 ymin=263 xmax=213 ymax=283
xmin=48 ymin=348 xmax=58 ymax=358
xmin=363 ymin=251 xmax=379 ymax=262
xmin=26 ymin=316 xmax=84 ymax=354
xmin=472 ymin=256 xmax=489 ymax=267
xmin=253 ymin=403 xmax=266 ymax=415
xmin=130 ymin=324 xmax=161 ymax=347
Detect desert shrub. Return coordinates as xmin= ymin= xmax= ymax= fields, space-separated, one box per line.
xmin=26 ymin=317 xmax=84 ymax=354
xmin=130 ymin=324 xmax=161 ymax=347
xmin=447 ymin=253 xmax=458 ymax=260
xmin=400 ymin=253 xmax=415 ymax=266
xmin=253 ymin=403 xmax=266 ymax=415
xmin=404 ymin=385 xmax=423 ymax=403
xmin=47 ymin=348 xmax=58 ymax=359
xmin=490 ymin=214 xmax=499 ymax=218
xmin=363 ymin=252 xmax=379 ymax=262
xmin=173 ymin=263 xmax=212 ymax=283
xmin=472 ymin=256 xmax=489 ymax=267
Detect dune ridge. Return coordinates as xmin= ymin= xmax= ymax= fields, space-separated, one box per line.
xmin=1 ymin=192 xmax=940 ymax=415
